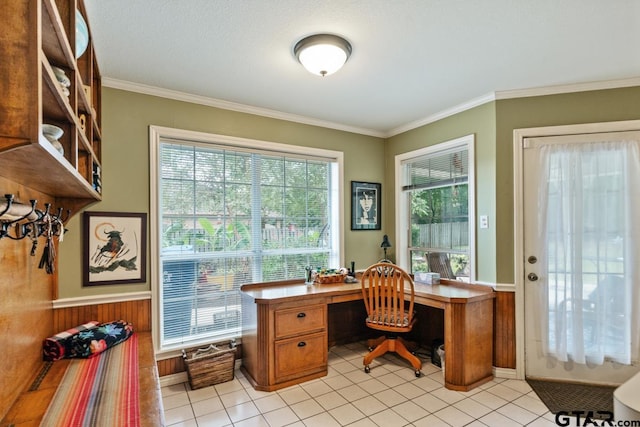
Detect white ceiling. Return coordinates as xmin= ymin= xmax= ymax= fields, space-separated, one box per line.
xmin=83 ymin=0 xmax=640 ymax=137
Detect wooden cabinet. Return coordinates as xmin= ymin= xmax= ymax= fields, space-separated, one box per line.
xmin=0 ymin=0 xmax=101 ymax=212
xmin=241 ymin=294 xmax=328 ymax=391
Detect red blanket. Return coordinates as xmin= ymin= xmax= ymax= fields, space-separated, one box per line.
xmin=41 ymin=333 xmax=139 ymax=427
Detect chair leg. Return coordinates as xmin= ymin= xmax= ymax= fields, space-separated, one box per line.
xmin=363 ymin=338 xmax=390 ymax=367
xmin=391 ymin=338 xmax=422 ymax=372
xmin=396 ymin=336 xmax=418 ymax=353
xmin=367 ymin=336 xmax=386 ymax=351
xmin=363 ymin=336 xmax=422 ymax=376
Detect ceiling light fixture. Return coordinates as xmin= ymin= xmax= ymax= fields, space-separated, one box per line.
xmin=294 ymin=34 xmax=352 ymax=77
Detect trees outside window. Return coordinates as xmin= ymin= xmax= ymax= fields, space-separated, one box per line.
xmin=151 ymin=128 xmax=341 ymax=351
xmin=396 ymin=135 xmax=475 ymax=281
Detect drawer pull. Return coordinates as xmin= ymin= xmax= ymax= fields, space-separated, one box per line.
xmin=297 ymin=312 xmax=306 ymax=318
xmin=297 ymin=341 xmax=306 ymax=347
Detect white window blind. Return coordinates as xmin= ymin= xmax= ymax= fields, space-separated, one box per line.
xmin=401 ymin=146 xmax=471 ymax=279
xmin=158 ymin=139 xmax=339 ymax=348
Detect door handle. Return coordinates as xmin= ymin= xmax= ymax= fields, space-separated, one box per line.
xmin=528 ymin=272 xmax=538 ymax=281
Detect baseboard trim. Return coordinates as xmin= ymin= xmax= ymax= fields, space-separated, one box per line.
xmin=494 ymin=366 xmax=518 ymax=380
xmin=159 ymin=372 xmax=188 ymax=387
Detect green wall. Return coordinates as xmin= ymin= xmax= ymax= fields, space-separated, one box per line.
xmin=494 ymin=86 xmax=640 ymax=284
xmin=57 ymin=88 xmax=385 ymax=298
xmin=385 ymin=102 xmax=498 ymax=282
xmin=385 ymin=86 xmax=640 ymax=284
xmin=58 ymin=84 xmax=640 ymax=298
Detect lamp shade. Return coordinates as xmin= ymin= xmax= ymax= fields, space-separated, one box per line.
xmin=381 ymin=234 xmax=392 ymax=248
xmin=294 ymin=34 xmax=352 ymax=77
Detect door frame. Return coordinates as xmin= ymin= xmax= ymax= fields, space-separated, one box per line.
xmin=513 ymin=119 xmax=640 ymax=380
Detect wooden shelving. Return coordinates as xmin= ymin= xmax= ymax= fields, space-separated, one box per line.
xmin=0 ymin=0 xmax=102 ymax=211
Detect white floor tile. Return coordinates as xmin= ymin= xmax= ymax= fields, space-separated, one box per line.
xmin=226 ymin=401 xmax=261 ymax=423
xmin=328 ymin=402 xmax=366 ymax=425
xmin=453 ymin=397 xmax=493 ymax=419
xmin=391 ymin=400 xmax=430 ymax=422
xmin=219 ymin=388 xmax=252 ymax=408
xmin=351 ymin=395 xmax=387 ymax=417
xmin=369 ymin=407 xmax=410 ymax=426
xmin=162 ymin=343 xmax=556 ymax=427
xmin=194 ymin=408 xmax=232 ymax=427
xmin=232 ymin=414 xmax=270 ymax=427
xmin=496 ymin=402 xmax=538 ymax=425
xmin=162 ymin=391 xmax=191 ymax=410
xmin=315 ymin=390 xmax=349 ymax=410
xmin=278 ymin=386 xmax=312 ymax=405
xmin=164 ymin=404 xmax=195 ymax=426
xmin=300 ymin=412 xmax=342 ymax=427
xmin=433 ymin=406 xmax=475 ymax=427
xmin=289 ymin=398 xmax=325 ymax=419
xmin=191 ymin=396 xmax=225 ymax=417
xmin=261 ymin=406 xmax=299 ymax=427
xmin=253 ymin=394 xmax=287 ymax=413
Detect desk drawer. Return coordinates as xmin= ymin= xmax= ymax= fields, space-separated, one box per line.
xmin=274 ymin=331 xmax=327 ymax=381
xmin=274 ymin=304 xmax=326 ymax=339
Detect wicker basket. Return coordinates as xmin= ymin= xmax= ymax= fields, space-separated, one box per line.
xmin=182 ymin=343 xmax=236 ymax=389
xmin=315 ymin=273 xmax=346 ymax=284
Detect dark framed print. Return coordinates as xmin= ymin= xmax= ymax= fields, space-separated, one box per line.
xmin=83 ymin=211 xmax=147 ymax=286
xmin=351 ymin=181 xmax=381 ymax=230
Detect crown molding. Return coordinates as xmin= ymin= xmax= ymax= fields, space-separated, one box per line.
xmin=102 ymin=78 xmax=386 ymax=138
xmin=104 ymin=76 xmax=640 ymax=140
xmin=494 ymin=76 xmax=640 ymax=100
xmin=385 ymin=92 xmax=497 ymax=137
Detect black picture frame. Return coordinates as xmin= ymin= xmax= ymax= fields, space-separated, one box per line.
xmin=83 ymin=211 xmax=147 ymax=286
xmin=351 ymin=181 xmax=381 ymax=230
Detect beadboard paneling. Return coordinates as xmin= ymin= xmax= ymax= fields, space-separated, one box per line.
xmin=52 ymin=298 xmax=151 ymax=332
xmin=494 ymin=291 xmax=516 ymax=368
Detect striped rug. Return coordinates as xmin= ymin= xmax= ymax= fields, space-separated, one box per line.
xmin=41 ymin=333 xmax=139 ymax=427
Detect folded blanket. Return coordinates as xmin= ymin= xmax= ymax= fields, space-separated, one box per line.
xmin=43 ymin=321 xmax=100 ymax=361
xmin=43 ymin=320 xmax=134 ymax=361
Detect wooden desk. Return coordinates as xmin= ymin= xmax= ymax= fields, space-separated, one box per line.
xmin=240 ymin=279 xmax=495 ymax=392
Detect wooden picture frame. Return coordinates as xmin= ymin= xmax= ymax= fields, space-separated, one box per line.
xmin=83 ymin=211 xmax=147 ymax=286
xmin=351 ymin=181 xmax=381 ymax=230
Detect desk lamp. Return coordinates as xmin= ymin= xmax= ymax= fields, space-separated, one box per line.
xmin=380 ymin=234 xmax=391 ymax=262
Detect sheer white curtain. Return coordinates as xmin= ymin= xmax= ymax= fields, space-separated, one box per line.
xmin=538 ymin=140 xmax=640 ymax=365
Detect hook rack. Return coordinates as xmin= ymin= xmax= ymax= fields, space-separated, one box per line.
xmin=0 ymin=194 xmax=71 ymax=274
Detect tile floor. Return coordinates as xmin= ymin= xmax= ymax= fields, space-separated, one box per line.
xmin=162 ymin=341 xmax=559 ymax=427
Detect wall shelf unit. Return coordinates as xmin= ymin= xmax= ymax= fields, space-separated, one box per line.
xmin=0 ymin=0 xmax=102 ymax=213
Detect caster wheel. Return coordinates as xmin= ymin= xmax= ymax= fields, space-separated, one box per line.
xmin=415 ymin=370 xmax=421 ymax=378
xmin=364 ymin=365 xmax=371 ymax=373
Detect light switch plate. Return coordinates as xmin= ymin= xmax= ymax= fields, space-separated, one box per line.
xmin=480 ymin=215 xmax=489 ymax=229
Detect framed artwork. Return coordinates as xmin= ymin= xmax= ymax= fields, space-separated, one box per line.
xmin=83 ymin=211 xmax=147 ymax=286
xmin=351 ymin=181 xmax=381 ymax=230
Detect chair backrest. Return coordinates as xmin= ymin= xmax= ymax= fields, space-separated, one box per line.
xmin=361 ymin=263 xmax=415 ymax=330
xmin=427 ymin=252 xmax=455 ymax=279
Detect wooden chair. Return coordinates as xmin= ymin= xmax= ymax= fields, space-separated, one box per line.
xmin=361 ymin=263 xmax=422 ymax=377
xmin=427 ymin=252 xmax=456 ymax=279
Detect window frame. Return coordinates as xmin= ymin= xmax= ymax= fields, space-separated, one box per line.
xmin=394 ymin=134 xmax=476 ymax=281
xmin=149 ymin=126 xmax=344 ymax=355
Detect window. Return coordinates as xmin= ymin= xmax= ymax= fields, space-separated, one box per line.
xmin=395 ymin=135 xmax=475 ymax=281
xmin=150 ymin=127 xmax=342 ymax=351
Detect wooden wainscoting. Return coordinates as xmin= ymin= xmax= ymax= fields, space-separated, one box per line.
xmin=493 ymin=290 xmax=516 ymax=369
xmin=157 ymin=355 xmax=187 ymax=377
xmin=0 ymin=180 xmax=57 ymax=422
xmin=53 ymin=298 xmax=152 ymax=333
